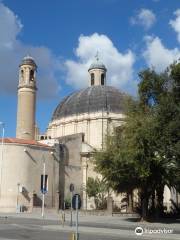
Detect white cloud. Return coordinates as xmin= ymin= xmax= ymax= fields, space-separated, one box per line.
xmin=64 ymin=33 xmax=136 ymax=94
xmin=0 ymin=3 xmax=61 ymax=98
xmin=131 ymin=8 xmax=156 ymax=30
xmin=169 ymin=9 xmax=180 ymax=43
xmin=143 ymin=36 xmax=180 ymax=72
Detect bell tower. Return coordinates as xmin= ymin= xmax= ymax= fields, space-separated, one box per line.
xmin=16 ymin=56 xmax=37 ymax=140
xmin=88 ymin=53 xmax=107 ymax=87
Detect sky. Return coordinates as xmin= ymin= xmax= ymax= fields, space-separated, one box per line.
xmin=0 ymin=0 xmax=180 ymax=137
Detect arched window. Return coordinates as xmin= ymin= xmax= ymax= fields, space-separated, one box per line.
xmin=101 ymin=74 xmax=104 ymax=85
xmin=40 ymin=136 xmax=44 ymax=140
xmin=91 ymin=73 xmax=94 ymax=86
xmin=30 ymin=70 xmax=34 ymax=81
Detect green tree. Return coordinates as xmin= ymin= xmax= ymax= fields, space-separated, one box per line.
xmin=86 ymin=177 xmax=108 ymax=209
xmin=94 ymin=62 xmax=180 ymax=220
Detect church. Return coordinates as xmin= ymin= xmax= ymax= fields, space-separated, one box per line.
xmin=0 ymin=55 xmax=176 ymax=212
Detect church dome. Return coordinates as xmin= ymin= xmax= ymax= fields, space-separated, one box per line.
xmin=88 ymin=61 xmax=107 ymax=71
xmin=52 ymin=85 xmax=125 ymax=120
xmin=20 ymin=55 xmax=37 ymax=67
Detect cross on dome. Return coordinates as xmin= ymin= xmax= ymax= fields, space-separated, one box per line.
xmin=95 ymin=51 xmax=99 ymax=62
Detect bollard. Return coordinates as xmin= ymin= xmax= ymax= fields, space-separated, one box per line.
xmin=60 ymin=211 xmax=65 ymax=227
xmin=70 ymin=233 xmax=79 ymax=240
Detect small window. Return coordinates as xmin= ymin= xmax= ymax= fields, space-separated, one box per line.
xmin=21 ymin=70 xmax=24 ymax=82
xmin=91 ymin=73 xmax=94 ymax=86
xmin=82 ymin=134 xmax=85 ymax=142
xmin=30 ymin=70 xmax=34 ymax=81
xmin=101 ymin=74 xmax=104 ymax=85
xmin=41 ymin=175 xmax=48 ymax=193
xmin=40 ymin=136 xmax=44 ymax=140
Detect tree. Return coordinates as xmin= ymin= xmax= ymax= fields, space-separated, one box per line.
xmin=86 ymin=177 xmax=108 ymax=209
xmin=139 ymin=63 xmax=180 ymax=207
xmin=94 ymin=62 xmax=180 ymax=220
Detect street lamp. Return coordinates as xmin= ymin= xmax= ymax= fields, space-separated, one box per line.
xmin=0 ymin=122 xmax=5 ymax=198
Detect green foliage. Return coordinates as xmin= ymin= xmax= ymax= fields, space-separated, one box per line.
xmin=64 ymin=196 xmax=71 ymax=209
xmin=94 ymin=62 xmax=180 ymax=219
xmin=86 ymin=177 xmax=108 ymax=209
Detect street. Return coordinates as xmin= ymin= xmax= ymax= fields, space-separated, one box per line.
xmin=0 ymin=215 xmax=179 ymax=240
xmin=0 ymin=217 xmax=127 ymax=240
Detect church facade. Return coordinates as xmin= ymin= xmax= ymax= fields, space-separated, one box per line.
xmin=0 ymin=56 xmax=177 ymax=212
xmin=40 ymin=56 xmax=126 ymax=209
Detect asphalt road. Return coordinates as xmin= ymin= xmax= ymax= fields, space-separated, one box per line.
xmin=0 ymin=220 xmax=127 ymax=240
xmin=0 ymin=217 xmax=179 ymax=240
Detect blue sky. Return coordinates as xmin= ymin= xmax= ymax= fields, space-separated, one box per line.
xmin=0 ymin=0 xmax=180 ymax=137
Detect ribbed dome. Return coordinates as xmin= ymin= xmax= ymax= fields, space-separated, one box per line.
xmin=20 ymin=56 xmax=37 ymax=67
xmin=52 ymin=86 xmax=125 ymax=120
xmin=88 ymin=61 xmax=107 ymax=71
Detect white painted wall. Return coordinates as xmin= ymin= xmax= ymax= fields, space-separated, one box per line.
xmin=47 ymin=111 xmax=125 ymax=149
xmin=0 ymin=143 xmax=57 ymax=212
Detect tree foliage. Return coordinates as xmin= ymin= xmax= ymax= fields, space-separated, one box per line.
xmin=94 ymin=62 xmax=180 ymax=219
xmin=86 ymin=177 xmax=108 ymax=210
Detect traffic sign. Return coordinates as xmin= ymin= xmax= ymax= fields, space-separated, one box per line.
xmin=70 ymin=183 xmax=74 ymax=192
xmin=41 ymin=188 xmax=47 ymax=194
xmin=72 ymin=194 xmax=81 ymax=210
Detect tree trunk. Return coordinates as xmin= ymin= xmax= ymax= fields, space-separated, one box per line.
xmin=140 ymin=188 xmax=149 ymax=221
xmin=156 ymin=185 xmax=164 ymax=218
xmin=127 ymin=190 xmax=133 ymax=213
xmin=151 ymin=190 xmax=156 ymax=216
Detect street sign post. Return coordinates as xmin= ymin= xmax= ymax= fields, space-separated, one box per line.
xmin=76 ymin=194 xmax=79 ymax=240
xmin=69 ymin=183 xmax=74 ymax=227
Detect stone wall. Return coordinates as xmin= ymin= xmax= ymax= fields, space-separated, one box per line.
xmin=0 ymin=143 xmax=58 ymax=212
xmin=58 ymin=133 xmax=83 ymax=209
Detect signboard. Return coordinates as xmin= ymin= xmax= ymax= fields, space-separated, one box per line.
xmin=41 ymin=188 xmax=47 ymax=194
xmin=72 ymin=194 xmax=81 ymax=210
xmin=70 ymin=183 xmax=74 ymax=192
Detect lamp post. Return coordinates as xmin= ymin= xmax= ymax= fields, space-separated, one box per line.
xmin=0 ymin=122 xmax=5 ymax=198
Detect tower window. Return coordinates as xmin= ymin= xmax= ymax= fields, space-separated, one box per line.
xmin=30 ymin=70 xmax=34 ymax=81
xmin=101 ymin=74 xmax=104 ymax=85
xmin=91 ymin=73 xmax=94 ymax=86
xmin=21 ymin=70 xmax=24 ymax=81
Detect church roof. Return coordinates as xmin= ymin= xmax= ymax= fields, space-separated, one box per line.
xmin=20 ymin=55 xmax=37 ymax=67
xmin=88 ymin=61 xmax=107 ymax=71
xmin=88 ymin=54 xmax=107 ymax=71
xmin=1 ymin=138 xmax=50 ymax=148
xmin=52 ymin=85 xmax=125 ymax=120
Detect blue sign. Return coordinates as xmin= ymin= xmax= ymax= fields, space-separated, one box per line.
xmin=72 ymin=194 xmax=81 ymax=210
xmin=41 ymin=188 xmax=47 ymax=194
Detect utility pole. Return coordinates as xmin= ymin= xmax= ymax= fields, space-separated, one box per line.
xmin=42 ymin=159 xmax=46 ymax=218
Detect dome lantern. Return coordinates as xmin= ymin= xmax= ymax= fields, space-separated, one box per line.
xmin=88 ymin=52 xmax=107 ymax=87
